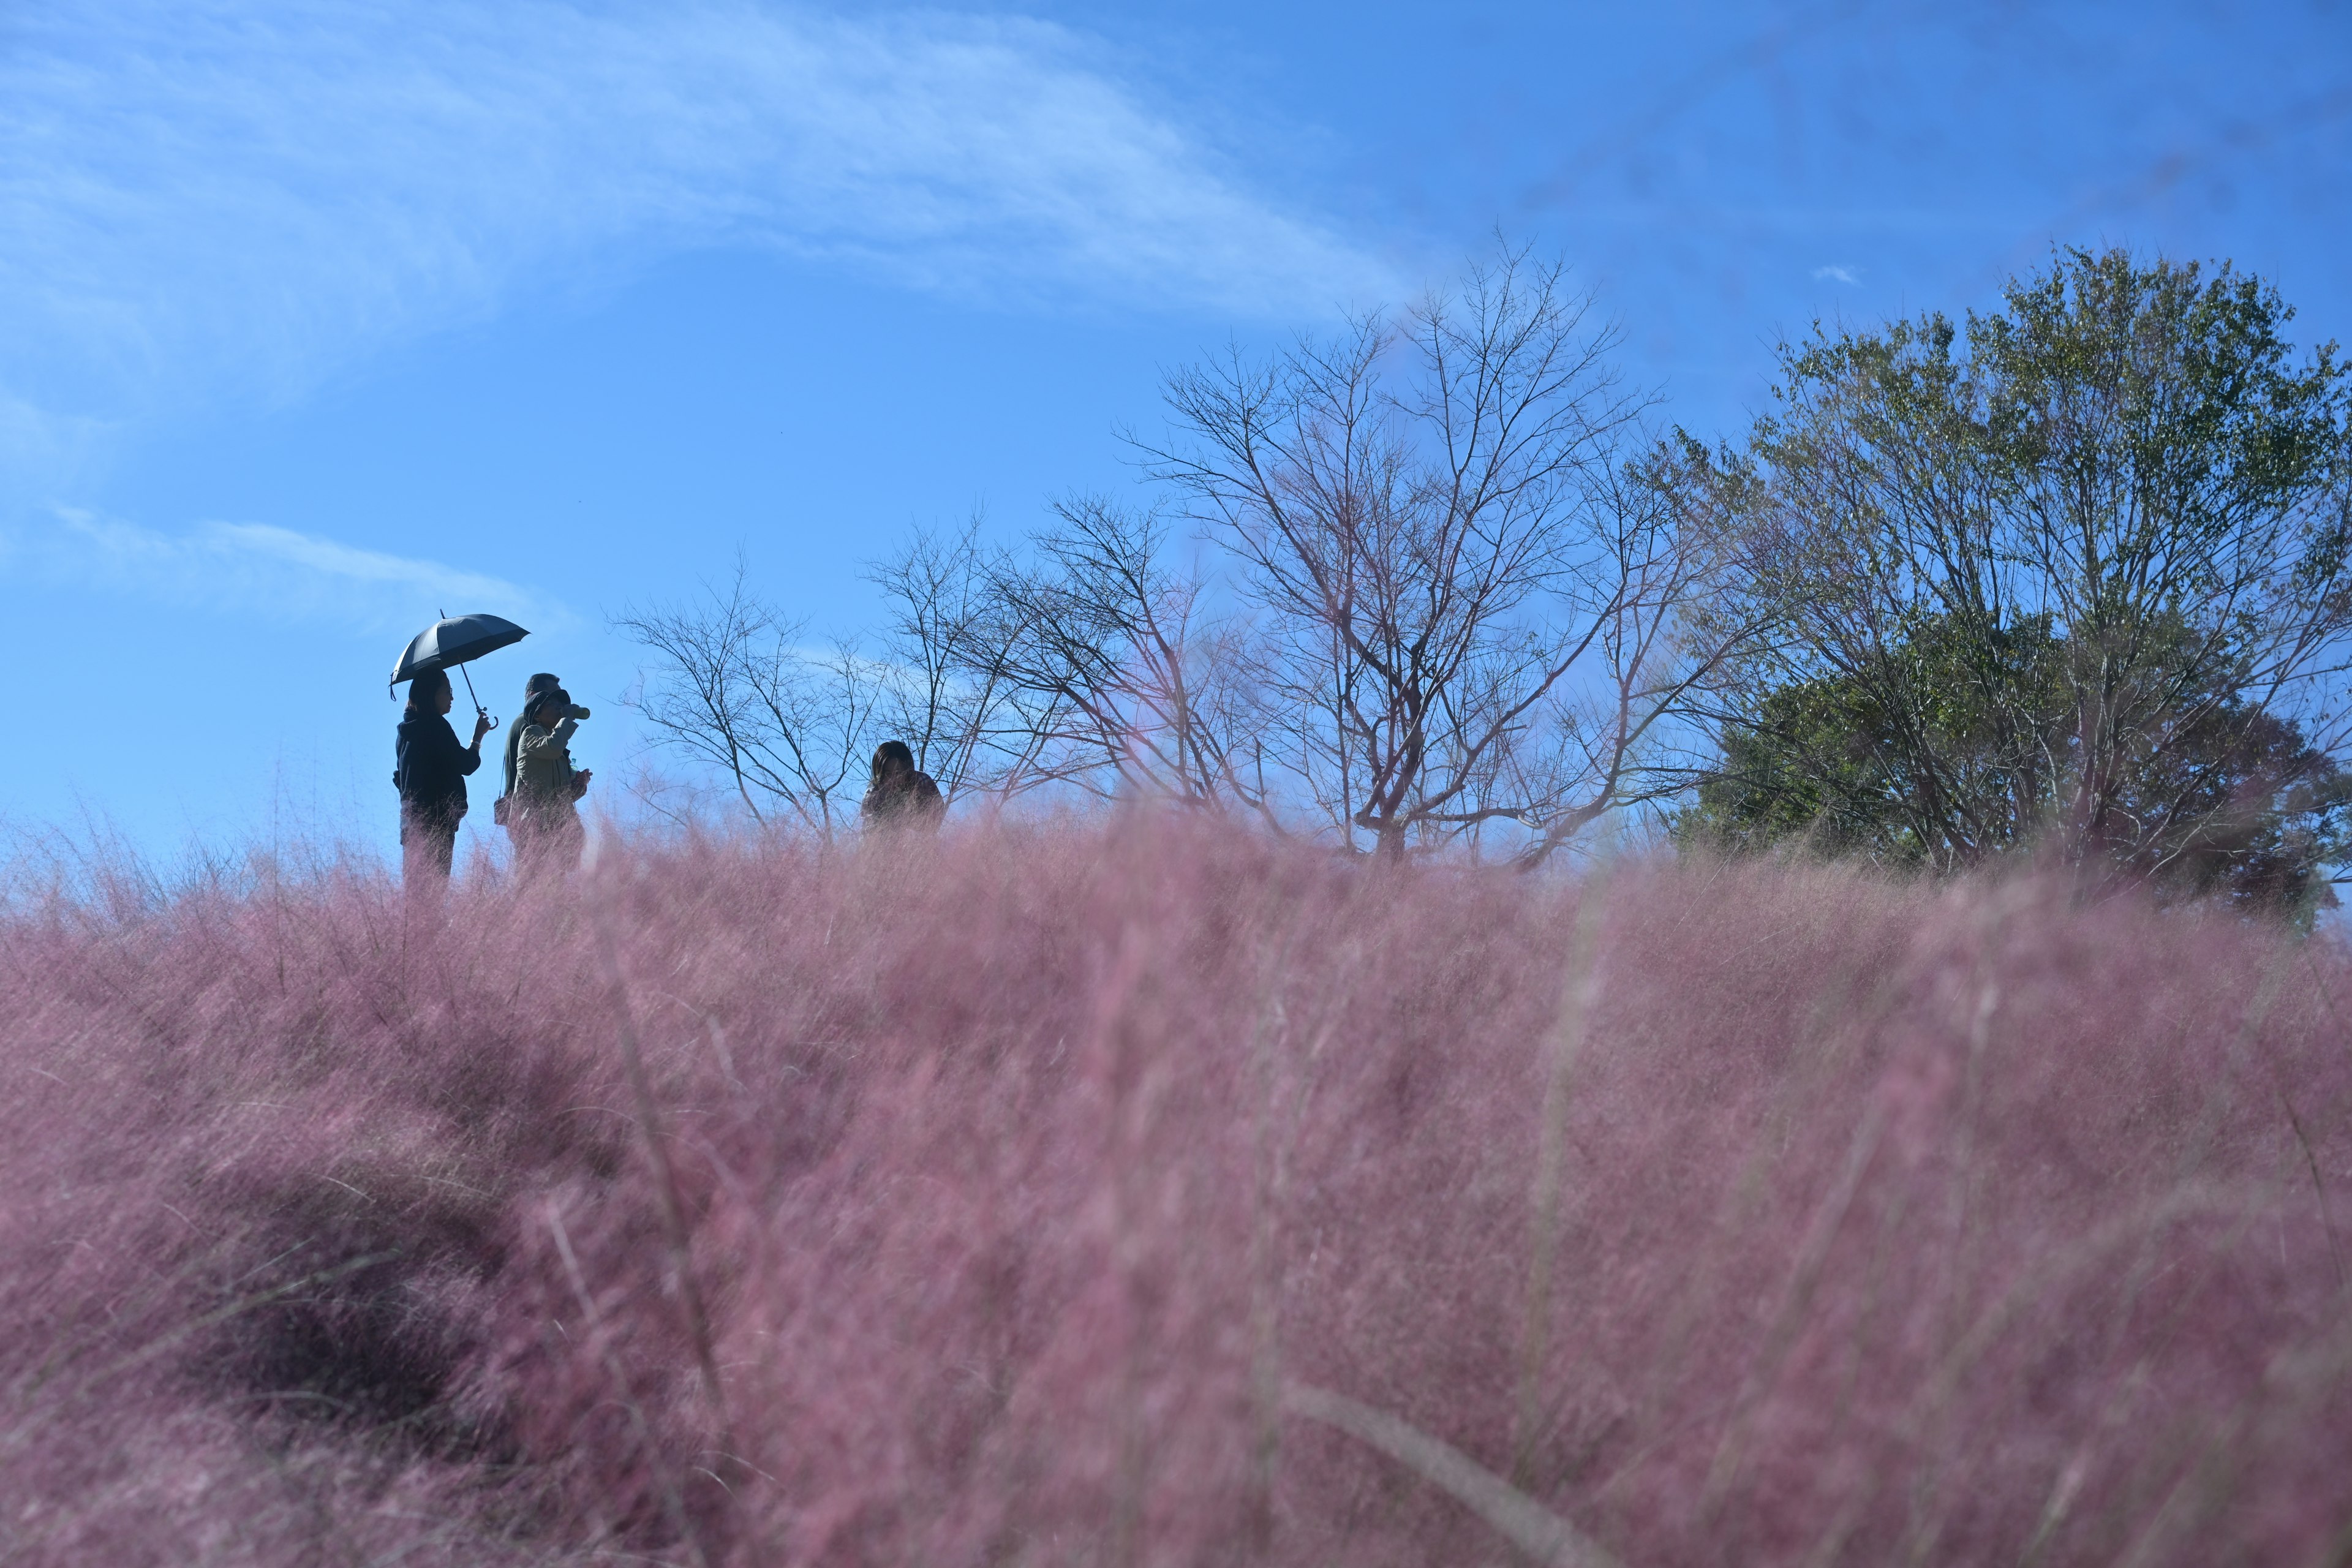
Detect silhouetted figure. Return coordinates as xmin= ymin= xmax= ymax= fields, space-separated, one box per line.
xmin=513 ymin=685 xmax=593 ymax=877
xmin=861 ymin=740 xmax=944 ymax=832
xmin=499 ymin=671 xmax=562 ymax=829
xmin=394 ymin=668 xmax=494 ymax=886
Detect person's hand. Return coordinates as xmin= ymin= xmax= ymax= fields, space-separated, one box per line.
xmin=570 ymin=769 xmax=592 ymax=801
xmin=472 ymin=710 xmax=497 ymax=744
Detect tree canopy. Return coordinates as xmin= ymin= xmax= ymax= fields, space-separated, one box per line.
xmin=1673 ymin=248 xmax=2352 ymax=914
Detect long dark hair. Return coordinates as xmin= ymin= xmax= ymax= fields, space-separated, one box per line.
xmin=404 ymin=668 xmax=451 ymax=720
xmin=869 ymin=739 xmax=916 ymax=791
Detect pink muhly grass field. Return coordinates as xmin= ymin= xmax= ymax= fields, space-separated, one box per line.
xmin=2 ymin=815 xmax=2347 ymax=1566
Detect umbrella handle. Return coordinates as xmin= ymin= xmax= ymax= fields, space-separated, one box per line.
xmin=456 ymin=660 xmax=496 ymax=729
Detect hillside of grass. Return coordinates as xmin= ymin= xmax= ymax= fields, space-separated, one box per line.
xmin=4 ymin=817 xmax=2347 ymax=1566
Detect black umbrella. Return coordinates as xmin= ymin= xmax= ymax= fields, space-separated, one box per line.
xmin=390 ymin=612 xmax=529 ymax=722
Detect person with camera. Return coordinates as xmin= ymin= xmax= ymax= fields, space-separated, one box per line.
xmin=394 ymin=667 xmax=496 ymax=887
xmin=500 ymin=671 xmax=562 ymax=817
xmin=511 ymin=684 xmax=593 ymax=877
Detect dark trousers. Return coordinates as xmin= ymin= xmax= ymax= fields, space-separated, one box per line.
xmin=401 ymin=807 xmax=459 ymax=887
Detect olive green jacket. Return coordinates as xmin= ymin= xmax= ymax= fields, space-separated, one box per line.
xmin=513 ymin=716 xmax=579 ymax=816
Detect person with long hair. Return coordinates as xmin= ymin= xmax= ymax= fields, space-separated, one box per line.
xmin=394 ymin=668 xmax=495 ymax=886
xmin=860 ymin=739 xmax=944 ymax=832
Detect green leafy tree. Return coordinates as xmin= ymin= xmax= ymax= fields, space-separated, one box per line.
xmin=1679 ymin=612 xmax=2352 ymax=916
xmin=1672 ymin=248 xmax=2352 ymax=911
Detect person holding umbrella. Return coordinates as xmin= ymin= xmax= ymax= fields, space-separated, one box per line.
xmin=390 ymin=611 xmax=532 ymax=883
xmin=394 ymin=668 xmax=496 ymax=885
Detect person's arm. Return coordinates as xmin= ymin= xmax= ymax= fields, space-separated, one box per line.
xmin=518 ymin=716 xmax=578 ymax=754
xmin=455 ymin=710 xmax=493 ymax=775
xmin=511 ymin=723 xmax=551 ymax=802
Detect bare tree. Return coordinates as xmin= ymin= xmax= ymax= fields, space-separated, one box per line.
xmin=1011 ymin=498 xmax=1269 ymax=805
xmin=1140 ymin=246 xmax=1753 ymax=861
xmin=1494 ymin=449 xmax=1762 ymax=863
xmin=616 ymin=561 xmax=881 ymax=835
xmin=619 ymin=252 xmax=1754 ymax=856
xmin=861 ymin=520 xmax=1017 ymax=798
xmin=864 ymin=502 xmax=1263 ymax=808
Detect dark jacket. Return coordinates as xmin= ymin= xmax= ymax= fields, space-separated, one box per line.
xmin=502 ymin=714 xmax=530 ymax=801
xmin=394 ymin=713 xmax=482 ymax=827
xmin=861 ymin=770 xmax=945 ymax=831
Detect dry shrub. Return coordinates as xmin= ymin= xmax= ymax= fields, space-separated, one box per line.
xmin=1 ymin=815 xmax=2345 ymax=1565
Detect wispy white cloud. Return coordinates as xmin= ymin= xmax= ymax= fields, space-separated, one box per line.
xmin=0 ymin=0 xmax=1394 ymax=448
xmin=0 ymin=395 xmax=113 ymax=502
xmin=1811 ymin=263 xmax=1863 ymax=285
xmin=43 ymin=509 xmax=556 ymax=635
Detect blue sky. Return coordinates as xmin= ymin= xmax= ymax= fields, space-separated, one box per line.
xmin=3 ymin=0 xmax=2348 ymax=868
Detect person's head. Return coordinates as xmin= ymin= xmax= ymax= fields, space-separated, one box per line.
xmin=404 ymin=668 xmax=453 ymax=719
xmin=524 ymin=671 xmax=560 ymax=704
xmin=870 ymin=739 xmax=916 ymax=789
xmin=528 ymin=686 xmax=589 ymax=728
